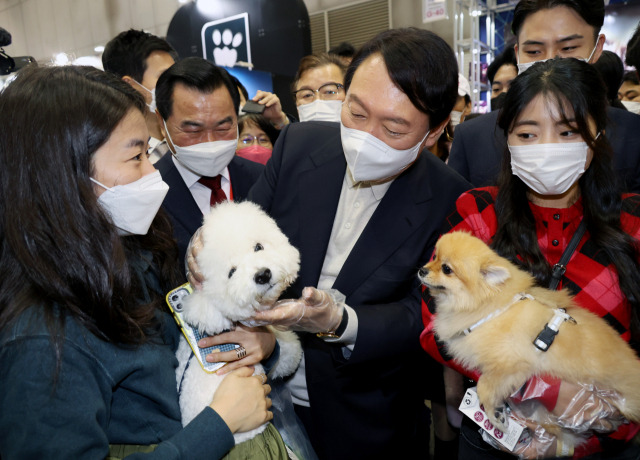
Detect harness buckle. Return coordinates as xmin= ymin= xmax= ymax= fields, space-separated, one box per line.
xmin=551 ymin=263 xmax=566 ymax=279
xmin=533 ymin=324 xmax=558 ymax=351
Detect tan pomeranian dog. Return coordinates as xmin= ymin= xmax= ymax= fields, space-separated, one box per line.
xmin=418 ymin=231 xmax=640 ymax=433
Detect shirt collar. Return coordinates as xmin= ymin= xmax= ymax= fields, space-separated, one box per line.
xmin=345 ymin=168 xmax=393 ymax=201
xmin=528 ymin=197 xmax=584 ymax=225
xmin=170 ymin=155 xmax=230 ymax=188
xmin=148 ymin=136 xmax=163 ymax=150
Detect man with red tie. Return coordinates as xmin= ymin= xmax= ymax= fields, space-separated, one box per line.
xmin=155 ymin=57 xmax=264 ymax=267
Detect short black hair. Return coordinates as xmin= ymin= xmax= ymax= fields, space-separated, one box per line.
xmin=238 ymin=113 xmax=279 ymax=145
xmin=102 ymin=29 xmax=177 ymax=82
xmin=592 ymin=50 xmax=624 ymax=104
xmin=512 ymin=0 xmax=604 ymax=41
xmin=329 ymin=42 xmax=356 ymax=58
xmin=623 ymin=70 xmax=640 ymax=86
xmin=487 ymin=47 xmax=517 ymax=84
xmin=344 ymin=28 xmax=458 ymax=130
xmin=155 ymin=57 xmax=240 ymax=120
xmin=229 ymin=74 xmax=249 ymax=101
xmin=626 ymin=22 xmax=640 ymax=71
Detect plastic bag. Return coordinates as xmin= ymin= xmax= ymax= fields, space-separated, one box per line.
xmin=482 ymin=380 xmax=627 ymax=458
xmin=269 ymin=378 xmax=319 ymax=460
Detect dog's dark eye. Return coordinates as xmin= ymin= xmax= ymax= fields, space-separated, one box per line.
xmin=442 ymin=264 xmax=452 ymax=275
xmin=254 ymin=243 xmax=264 ymax=252
xmin=228 ymin=267 xmax=236 ymax=278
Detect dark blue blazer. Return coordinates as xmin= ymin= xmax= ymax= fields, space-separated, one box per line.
xmin=448 ymin=107 xmax=640 ymax=192
xmin=249 ymin=121 xmax=472 ymax=460
xmin=155 ymin=154 xmax=264 ymax=266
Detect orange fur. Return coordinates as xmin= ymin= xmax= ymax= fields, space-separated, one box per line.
xmin=418 ymin=231 xmax=640 ymax=431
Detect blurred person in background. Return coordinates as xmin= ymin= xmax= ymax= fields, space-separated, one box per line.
xmin=593 ymin=50 xmax=626 ymax=110
xmin=292 ymin=53 xmax=346 ymax=123
xmin=487 ymin=47 xmax=518 ymax=111
xmin=236 ymin=113 xmax=279 ymax=165
xmin=102 ymin=29 xmax=177 ymax=163
xmin=329 ymin=42 xmax=356 ymax=67
xmin=618 ymin=71 xmax=640 ymax=114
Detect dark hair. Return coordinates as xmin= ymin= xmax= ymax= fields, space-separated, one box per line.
xmin=494 ymin=58 xmax=640 ymax=342
xmin=0 ymin=65 xmax=181 ymax=366
xmin=230 ymin=74 xmax=249 ymax=101
xmin=329 ymin=42 xmax=356 ymax=58
xmin=155 ymin=57 xmax=240 ymax=120
xmin=102 ymin=29 xmax=177 ymax=82
xmin=487 ymin=47 xmax=517 ymax=85
xmin=238 ymin=113 xmax=279 ymax=145
xmin=512 ymin=0 xmax=604 ymax=41
xmin=592 ymin=50 xmax=624 ymax=105
xmin=622 ymin=70 xmax=640 ymax=86
xmin=293 ymin=53 xmax=346 ymax=91
xmin=344 ymin=27 xmax=458 ymax=129
xmin=626 ymin=22 xmax=640 ymax=71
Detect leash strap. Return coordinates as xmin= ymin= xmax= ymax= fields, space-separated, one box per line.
xmin=548 ymin=220 xmax=586 ymax=291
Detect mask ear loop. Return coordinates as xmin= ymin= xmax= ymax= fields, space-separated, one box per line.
xmin=90 ymin=177 xmax=111 ymax=191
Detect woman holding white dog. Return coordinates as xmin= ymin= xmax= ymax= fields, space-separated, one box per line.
xmin=0 ymin=66 xmax=278 ymax=459
xmin=421 ymin=58 xmax=640 ymax=459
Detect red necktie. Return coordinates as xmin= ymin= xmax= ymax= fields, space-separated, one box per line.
xmin=198 ymin=175 xmax=227 ymax=207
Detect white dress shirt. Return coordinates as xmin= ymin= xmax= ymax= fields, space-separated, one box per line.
xmin=170 ymin=155 xmax=231 ymax=215
xmin=289 ymin=170 xmax=393 ymax=407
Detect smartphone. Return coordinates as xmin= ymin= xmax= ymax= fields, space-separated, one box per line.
xmin=166 ymin=283 xmax=240 ymax=373
xmin=241 ymin=100 xmax=266 ymax=114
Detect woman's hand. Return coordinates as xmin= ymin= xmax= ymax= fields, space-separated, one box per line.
xmin=198 ymin=324 xmax=277 ymax=375
xmin=252 ymin=90 xmax=288 ymax=129
xmin=209 ymin=367 xmax=272 ymax=434
xmin=552 ymin=380 xmax=625 ymax=433
xmin=492 ymin=380 xmax=627 ymax=458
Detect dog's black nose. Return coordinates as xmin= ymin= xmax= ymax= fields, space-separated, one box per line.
xmin=418 ymin=267 xmax=429 ymax=277
xmin=254 ymin=268 xmax=272 ymax=285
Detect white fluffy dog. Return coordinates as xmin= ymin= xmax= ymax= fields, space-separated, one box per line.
xmin=175 ymin=200 xmax=302 ymax=445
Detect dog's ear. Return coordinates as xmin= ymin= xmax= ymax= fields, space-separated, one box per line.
xmin=480 ymin=263 xmax=510 ymax=286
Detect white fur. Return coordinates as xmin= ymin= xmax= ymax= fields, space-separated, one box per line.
xmin=176 ymin=201 xmax=303 ymax=445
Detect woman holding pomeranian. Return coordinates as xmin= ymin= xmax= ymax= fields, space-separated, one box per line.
xmin=0 ymin=66 xmax=280 ymax=459
xmin=421 ymin=58 xmax=640 ymax=459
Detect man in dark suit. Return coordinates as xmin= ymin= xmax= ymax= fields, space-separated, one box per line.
xmin=154 ymin=57 xmax=263 ymax=264
xmin=449 ymin=0 xmax=640 ymax=193
xmin=246 ymin=29 xmax=472 ymax=460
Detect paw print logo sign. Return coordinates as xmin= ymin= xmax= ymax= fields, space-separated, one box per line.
xmin=201 ymin=13 xmax=251 ymax=69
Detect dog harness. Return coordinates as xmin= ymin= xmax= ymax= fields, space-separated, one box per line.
xmin=533 ymin=308 xmax=577 ymax=351
xmin=463 ymin=293 xmax=534 ymax=335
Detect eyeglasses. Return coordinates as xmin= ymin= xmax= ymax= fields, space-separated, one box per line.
xmin=293 ymin=83 xmax=345 ymax=105
xmin=239 ymin=134 xmax=271 ymax=146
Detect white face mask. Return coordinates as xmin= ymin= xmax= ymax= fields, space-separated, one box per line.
xmin=297 ymin=99 xmax=343 ymax=123
xmin=516 ymin=42 xmax=599 ymax=75
xmin=134 ymin=80 xmax=157 ymax=113
xmin=622 ymin=100 xmax=640 ymax=115
xmin=450 ymin=111 xmax=463 ymax=128
xmin=340 ymin=122 xmax=429 ymax=182
xmin=163 ymin=119 xmax=238 ymax=177
xmin=91 ymin=171 xmax=169 ymax=236
xmin=508 ymin=141 xmax=591 ymax=195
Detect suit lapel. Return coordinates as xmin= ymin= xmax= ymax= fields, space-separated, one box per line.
xmin=296 ymin=140 xmax=346 ymax=289
xmin=333 ymin=153 xmax=435 ymax=298
xmin=158 ymin=156 xmax=203 ymax=236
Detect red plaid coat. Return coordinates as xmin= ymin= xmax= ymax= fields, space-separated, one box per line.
xmin=420 ymin=187 xmax=640 ymax=457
